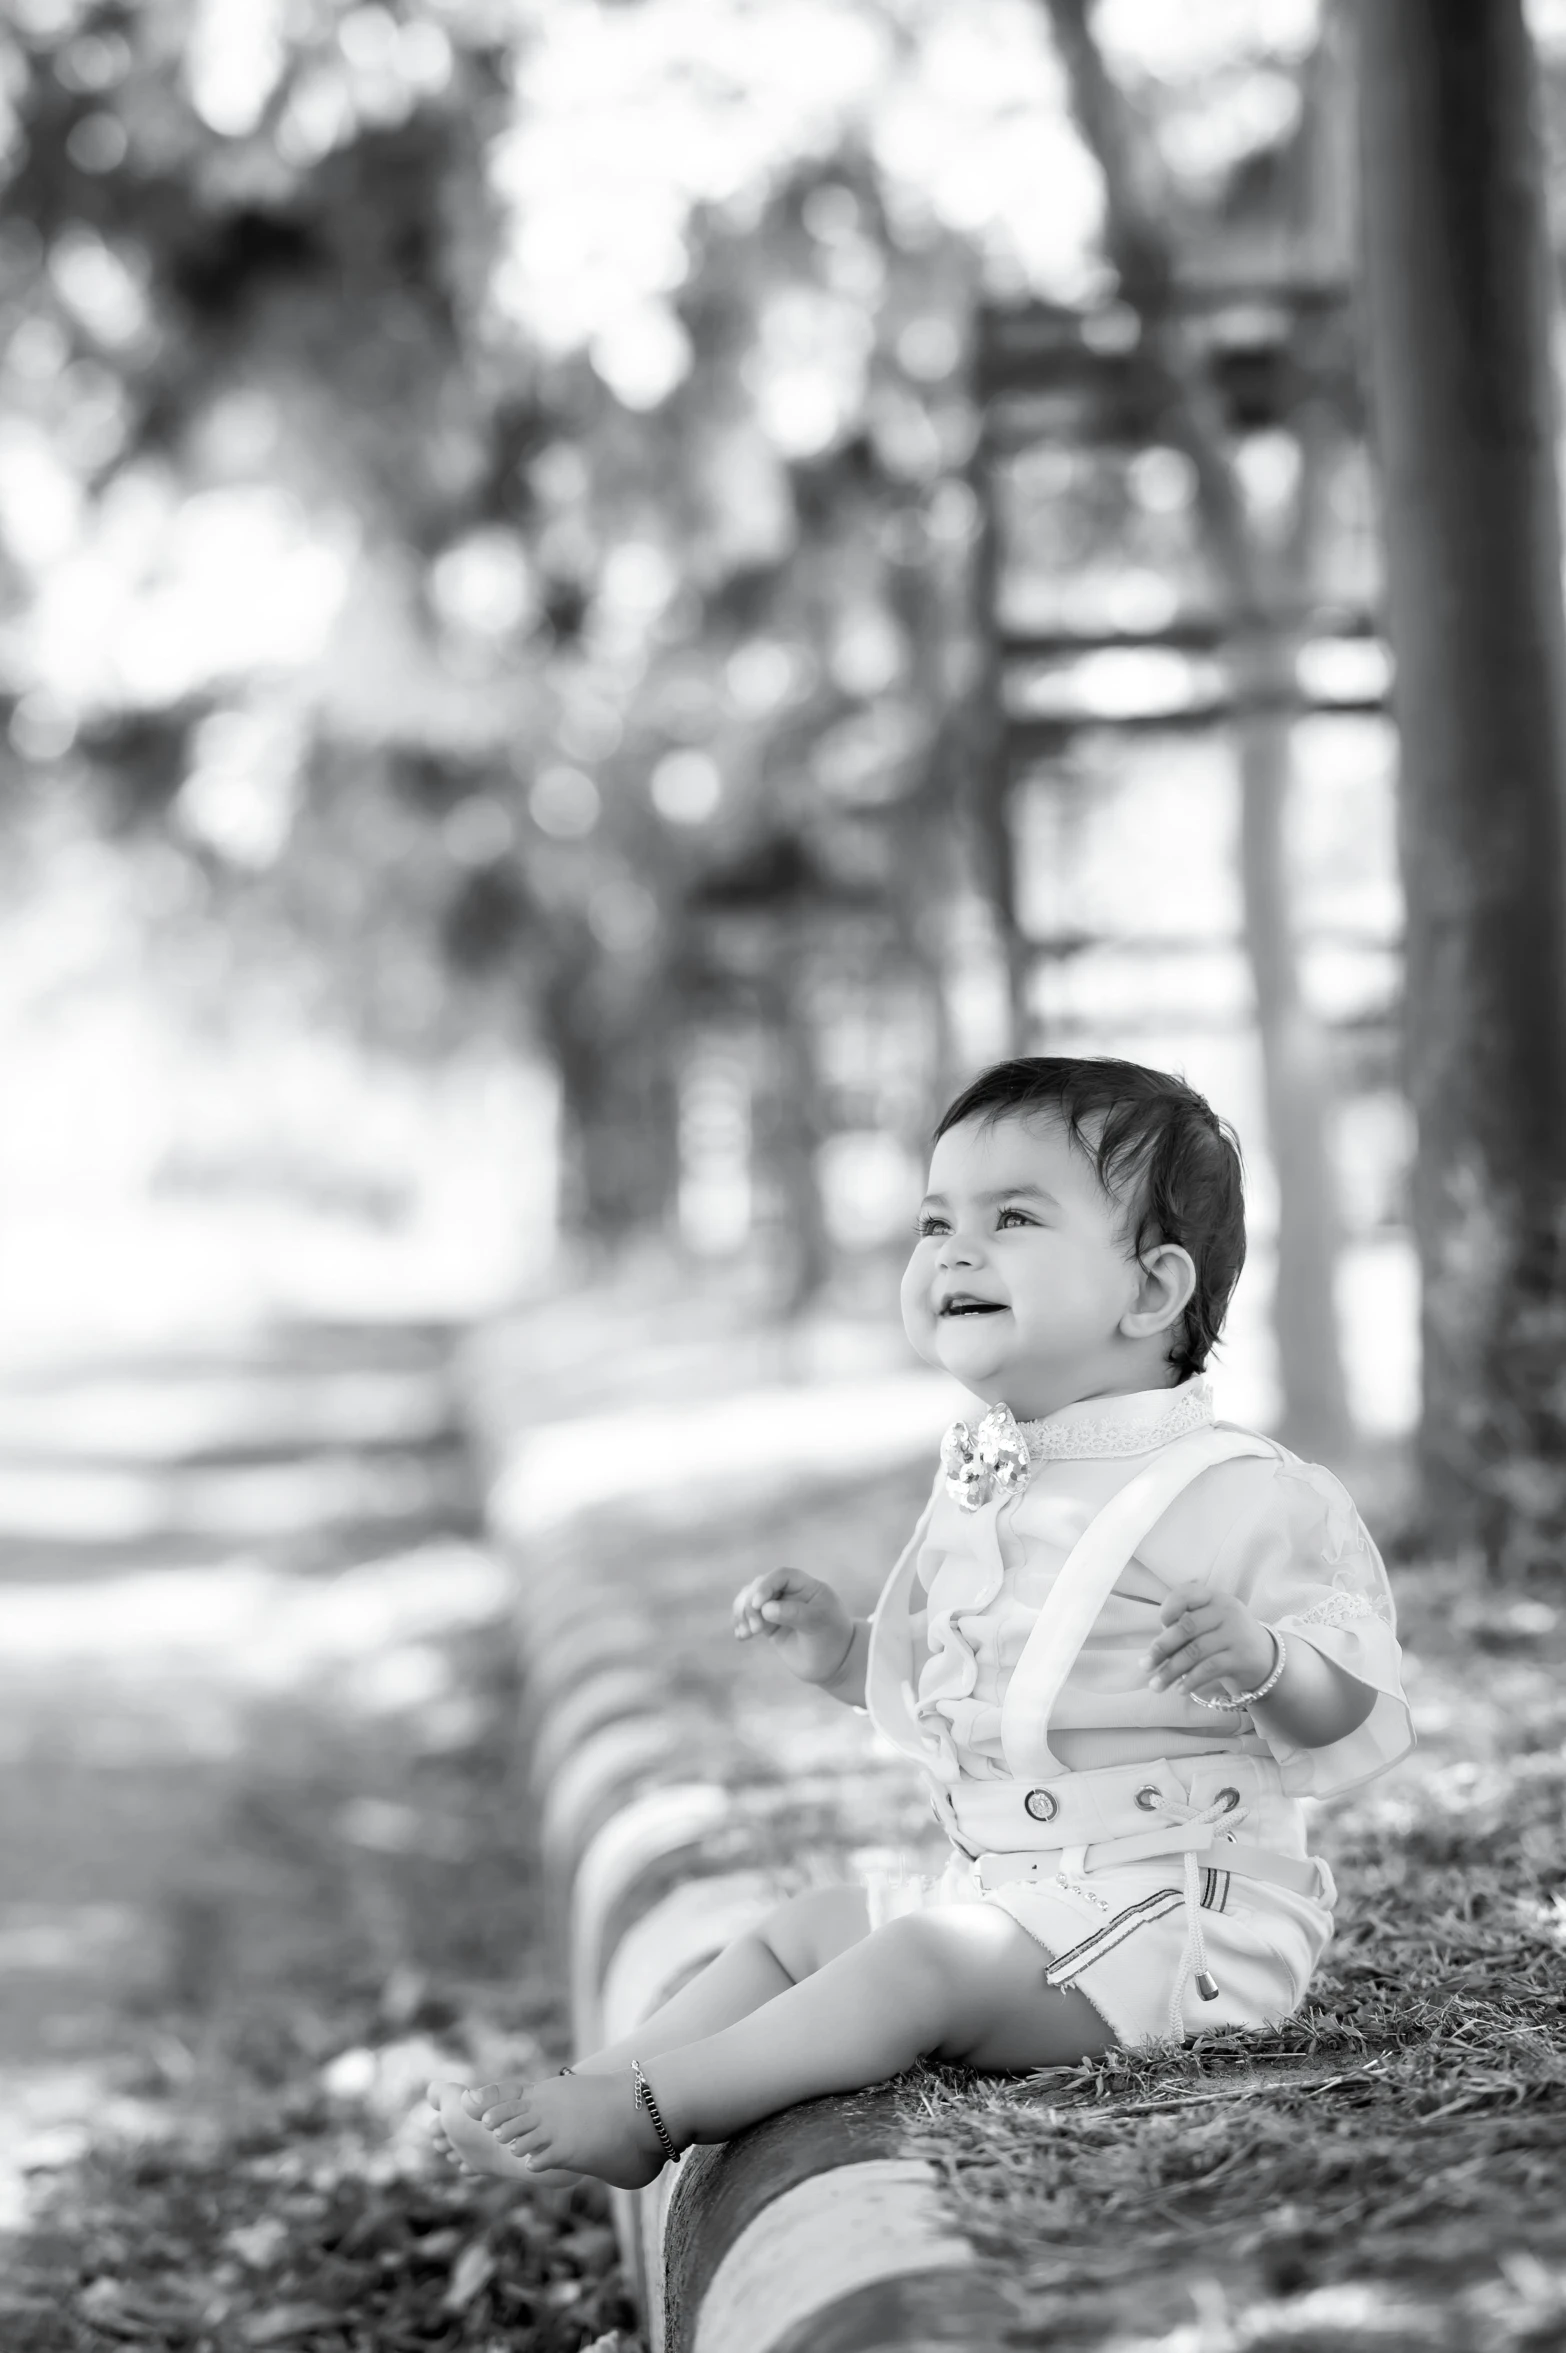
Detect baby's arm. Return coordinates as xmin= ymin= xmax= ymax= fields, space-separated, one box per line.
xmin=1144 ymin=1582 xmax=1376 ymax=1749
xmin=733 ymin=1568 xmax=868 ymax=1708
xmin=1248 ymin=1636 xmax=1377 ymax=1749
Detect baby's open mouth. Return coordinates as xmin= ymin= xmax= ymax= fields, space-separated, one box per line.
xmin=940 ymin=1297 xmax=1005 ymax=1317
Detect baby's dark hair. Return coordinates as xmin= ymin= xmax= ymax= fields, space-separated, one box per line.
xmin=933 ymin=1056 xmax=1246 ymax=1382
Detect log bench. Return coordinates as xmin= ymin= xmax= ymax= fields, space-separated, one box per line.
xmin=482 ymin=1371 xmax=1027 ymax=2353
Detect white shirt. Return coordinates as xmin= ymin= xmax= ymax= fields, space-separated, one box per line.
xmin=897 ymin=1379 xmax=1411 ymax=1798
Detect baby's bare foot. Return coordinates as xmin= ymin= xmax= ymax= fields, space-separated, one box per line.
xmin=489 ymin=2069 xmax=671 ymax=2190
xmin=426 ymin=2079 xmax=548 ymax=2180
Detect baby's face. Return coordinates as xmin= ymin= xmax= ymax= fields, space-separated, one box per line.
xmin=900 ymin=1112 xmax=1146 ymax=1416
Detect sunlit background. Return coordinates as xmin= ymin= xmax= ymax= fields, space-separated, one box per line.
xmin=0 ymin=0 xmax=1460 ymax=1443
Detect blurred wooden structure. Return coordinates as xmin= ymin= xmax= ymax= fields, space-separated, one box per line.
xmin=969 ymin=284 xmax=1391 ymax=1036
xmin=963 ymin=0 xmax=1396 ymax=1452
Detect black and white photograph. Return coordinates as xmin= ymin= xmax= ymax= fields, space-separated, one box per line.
xmin=0 ymin=2 xmax=1561 ymax=2348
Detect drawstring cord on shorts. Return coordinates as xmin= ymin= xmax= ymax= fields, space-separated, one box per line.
xmin=1153 ymin=1790 xmax=1250 ymax=2038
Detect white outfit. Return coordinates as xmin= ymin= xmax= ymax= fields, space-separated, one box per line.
xmin=861 ymin=1380 xmax=1413 ymax=2046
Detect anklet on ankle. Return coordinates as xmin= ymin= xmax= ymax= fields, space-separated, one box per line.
xmin=631 ymin=2058 xmax=681 ymax=2163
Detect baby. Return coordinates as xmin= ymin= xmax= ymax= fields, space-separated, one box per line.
xmin=431 ymin=1054 xmax=1411 ymax=2187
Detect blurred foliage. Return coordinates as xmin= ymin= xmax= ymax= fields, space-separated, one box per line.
xmin=0 ymin=0 xmax=1365 ymax=1262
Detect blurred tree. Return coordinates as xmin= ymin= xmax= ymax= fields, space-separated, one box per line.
xmin=0 ymin=0 xmax=1400 ymax=1361
xmin=1359 ymin=0 xmax=1566 ymax=1578
xmin=1042 ymin=0 xmax=1352 ymax=1457
xmin=965 ymin=448 xmax=1027 ymax=1055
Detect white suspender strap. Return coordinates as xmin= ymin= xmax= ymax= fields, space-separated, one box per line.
xmin=999 ymin=1426 xmax=1276 ymax=1782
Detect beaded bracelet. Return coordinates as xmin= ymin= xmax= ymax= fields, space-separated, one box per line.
xmin=632 ymin=2058 xmax=681 ymax=2163
xmin=1187 ymin=1625 xmax=1288 ymax=1712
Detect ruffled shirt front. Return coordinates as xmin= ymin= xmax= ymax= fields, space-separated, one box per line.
xmin=906 ymin=1379 xmax=1412 ymax=1799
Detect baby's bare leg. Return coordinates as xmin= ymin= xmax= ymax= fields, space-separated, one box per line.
xmin=498 ymin=1908 xmax=1111 ymax=2183
xmin=646 ymin=1906 xmax=1111 ymax=2145
xmin=574 ymin=1887 xmax=870 ymax=2074
xmin=450 ymin=1888 xmax=870 ymax=2170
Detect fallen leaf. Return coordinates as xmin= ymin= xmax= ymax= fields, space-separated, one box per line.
xmin=239 ymin=2303 xmax=342 ymax=2347
xmin=442 ymin=2238 xmax=497 ymax=2311
xmin=564 ymin=2223 xmax=618 ymax=2270
xmin=77 ymin=2279 xmax=204 ymax=2340
xmin=224 ymin=2216 xmax=292 ymax=2270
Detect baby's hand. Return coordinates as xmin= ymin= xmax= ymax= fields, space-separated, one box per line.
xmin=732 ymin=1567 xmax=856 ymax=1687
xmin=1142 ymin=1583 xmax=1276 ymax=1701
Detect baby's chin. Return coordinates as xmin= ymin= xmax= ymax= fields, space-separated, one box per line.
xmin=926 ymin=1316 xmax=1017 ymax=1388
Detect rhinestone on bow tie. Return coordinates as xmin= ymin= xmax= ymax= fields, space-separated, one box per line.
xmin=940 ymin=1404 xmax=1032 ymax=1511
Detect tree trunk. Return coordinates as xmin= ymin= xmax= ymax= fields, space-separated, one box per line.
xmin=1358 ymin=1 xmax=1566 ymax=1577
xmin=968 ymin=415 xmax=1030 ymax=1056
xmin=1235 ymin=681 xmax=1349 ymax=1457
xmin=885 ymin=502 xmax=977 ymax=1121
xmin=539 ymin=942 xmax=680 ymax=1240
xmin=760 ymin=955 xmax=832 ymax=1313
xmin=1237 ymin=404 xmax=1352 ymax=1459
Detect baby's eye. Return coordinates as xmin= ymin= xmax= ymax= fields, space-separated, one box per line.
xmin=996 ymin=1206 xmax=1036 ymax=1229
xmin=916 ymin=1214 xmax=948 ymax=1239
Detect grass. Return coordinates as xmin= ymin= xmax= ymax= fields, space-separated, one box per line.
xmin=541 ymin=1448 xmax=1566 ymax=2348
xmin=896 ymin=1559 xmax=1566 ymax=2351
xmin=12 ymin=2121 xmax=632 ymax=2353
xmin=16 ymin=1399 xmax=1565 ymax=2353
xmin=4 ymin=1619 xmax=644 ymax=2353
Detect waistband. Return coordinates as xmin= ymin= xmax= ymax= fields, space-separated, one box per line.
xmin=930 ymin=1753 xmax=1326 ymax=1901
xmin=930 ymin=1752 xmax=1297 ymax=1857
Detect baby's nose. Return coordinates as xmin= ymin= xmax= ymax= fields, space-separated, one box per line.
xmin=938 ymin=1231 xmax=980 ymax=1267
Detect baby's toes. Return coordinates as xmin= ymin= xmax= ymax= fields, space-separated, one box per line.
xmin=492 ymin=2090 xmax=542 ymax=2142
xmin=427 ymin=2080 xmax=481 ymax=2156
xmin=426 ymin=2077 xmax=473 ymax=2127
xmin=462 ymin=2082 xmax=501 ymax=2119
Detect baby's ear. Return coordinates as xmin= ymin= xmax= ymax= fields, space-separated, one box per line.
xmin=1121 ymin=1243 xmax=1197 ymax=1338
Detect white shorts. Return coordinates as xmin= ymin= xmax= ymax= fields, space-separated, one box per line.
xmin=864 ymin=1847 xmax=1336 ymax=2048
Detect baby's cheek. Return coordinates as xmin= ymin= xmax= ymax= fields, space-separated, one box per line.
xmin=899 ymin=1255 xmax=937 ymax=1356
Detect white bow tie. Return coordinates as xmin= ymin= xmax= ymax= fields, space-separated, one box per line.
xmin=940 ymin=1403 xmax=1032 ymax=1511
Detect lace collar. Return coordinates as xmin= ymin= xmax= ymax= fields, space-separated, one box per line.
xmin=1014 ymin=1379 xmax=1214 ymax=1463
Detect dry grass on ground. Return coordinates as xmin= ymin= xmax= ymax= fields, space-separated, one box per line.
xmin=16 ymin=1443 xmax=1564 ymax=2353
xmin=4 ymin=1623 xmax=643 ymax=2353
xmin=899 ymin=1560 xmax=1566 ymax=2352
xmin=542 ymin=1454 xmax=1566 ymax=2351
